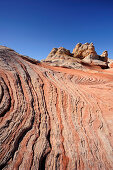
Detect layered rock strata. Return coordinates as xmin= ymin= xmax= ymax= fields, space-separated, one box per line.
xmin=43 ymin=43 xmax=109 ymax=69
xmin=0 ymin=45 xmax=113 ymax=170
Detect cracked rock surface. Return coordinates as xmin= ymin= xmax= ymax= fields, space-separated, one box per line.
xmin=0 ymin=45 xmax=113 ymax=169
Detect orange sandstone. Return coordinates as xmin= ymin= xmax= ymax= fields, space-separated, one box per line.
xmin=0 ymin=44 xmax=113 ymax=170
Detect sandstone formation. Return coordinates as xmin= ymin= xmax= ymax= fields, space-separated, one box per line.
xmin=72 ymin=42 xmax=97 ymax=59
xmin=42 ymin=43 xmax=109 ymax=69
xmin=100 ymin=50 xmax=108 ymax=62
xmin=0 ymin=45 xmax=113 ymax=170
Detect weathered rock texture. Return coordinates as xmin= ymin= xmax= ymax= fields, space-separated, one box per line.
xmin=73 ymin=42 xmax=97 ymax=59
xmin=43 ymin=43 xmax=109 ymax=69
xmin=0 ymin=45 xmax=113 ymax=170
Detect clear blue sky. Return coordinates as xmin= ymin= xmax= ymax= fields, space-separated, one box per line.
xmin=0 ymin=0 xmax=113 ymax=60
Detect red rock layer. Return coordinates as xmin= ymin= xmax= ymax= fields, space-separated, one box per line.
xmin=0 ymin=47 xmax=113 ymax=169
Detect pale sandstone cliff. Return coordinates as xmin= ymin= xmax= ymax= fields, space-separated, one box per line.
xmin=0 ymin=44 xmax=113 ymax=170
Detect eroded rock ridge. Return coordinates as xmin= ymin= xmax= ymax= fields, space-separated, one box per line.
xmin=42 ymin=43 xmax=109 ymax=69
xmin=0 ymin=45 xmax=113 ymax=170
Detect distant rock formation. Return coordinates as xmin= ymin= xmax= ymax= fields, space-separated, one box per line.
xmin=100 ymin=50 xmax=108 ymax=62
xmin=42 ymin=43 xmax=109 ymax=69
xmin=72 ymin=42 xmax=97 ymax=59
xmin=0 ymin=45 xmax=113 ymax=170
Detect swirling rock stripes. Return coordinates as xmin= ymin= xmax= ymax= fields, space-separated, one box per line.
xmin=0 ymin=46 xmax=113 ymax=169
xmin=0 ymin=77 xmax=11 ymax=117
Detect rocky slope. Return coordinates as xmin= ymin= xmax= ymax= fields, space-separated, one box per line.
xmin=0 ymin=44 xmax=113 ymax=170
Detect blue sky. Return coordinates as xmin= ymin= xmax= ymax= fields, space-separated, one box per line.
xmin=0 ymin=0 xmax=113 ymax=60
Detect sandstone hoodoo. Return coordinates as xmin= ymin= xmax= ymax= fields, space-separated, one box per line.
xmin=72 ymin=42 xmax=97 ymax=59
xmin=43 ymin=42 xmax=109 ymax=69
xmin=0 ymin=44 xmax=113 ymax=169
